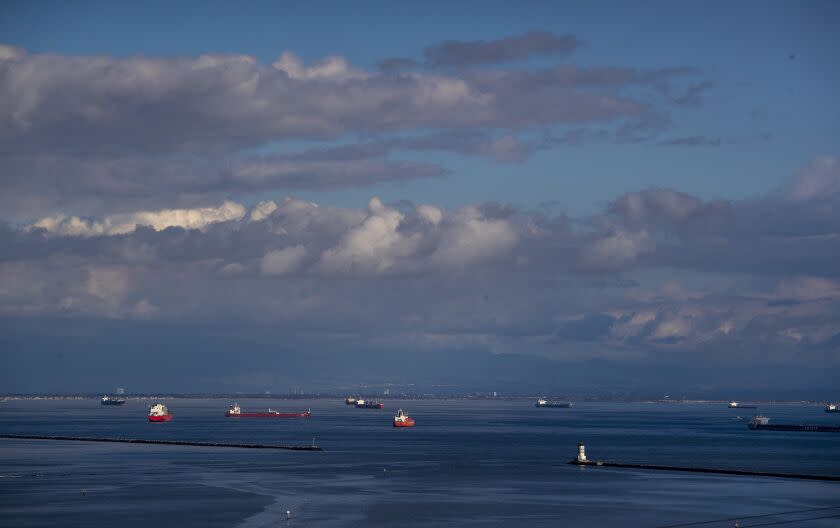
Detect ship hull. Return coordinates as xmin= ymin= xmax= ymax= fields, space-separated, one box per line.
xmin=393 ymin=419 xmax=415 ymax=427
xmin=535 ymin=403 xmax=572 ymax=408
xmin=148 ymin=414 xmax=173 ymax=422
xmin=101 ymin=400 xmax=126 ymax=406
xmin=356 ymin=403 xmax=384 ymax=409
xmin=825 ymin=409 xmax=840 ymax=414
xmin=225 ymin=412 xmax=310 ymax=418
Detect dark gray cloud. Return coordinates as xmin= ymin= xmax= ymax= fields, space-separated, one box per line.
xmin=659 ymin=136 xmax=734 ymax=147
xmin=0 ymin=45 xmax=671 ymax=157
xmin=0 ymin=42 xmax=702 ymax=218
xmin=423 ymin=31 xmax=579 ymax=67
xmin=0 ymin=149 xmax=445 ymax=218
xmin=377 ymin=57 xmax=419 ymax=73
xmin=668 ymin=80 xmax=714 ymax=107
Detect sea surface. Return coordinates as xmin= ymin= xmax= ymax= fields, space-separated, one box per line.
xmin=1 ymin=399 xmax=838 ymax=527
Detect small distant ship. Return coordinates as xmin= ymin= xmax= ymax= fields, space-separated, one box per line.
xmin=225 ymin=403 xmax=311 ymax=418
xmin=355 ymin=399 xmax=384 ymax=409
xmin=101 ymin=387 xmax=126 ymax=405
xmin=101 ymin=395 xmax=126 ymax=406
xmin=393 ymin=409 xmax=415 ymax=427
xmin=826 ymin=403 xmax=840 ymax=413
xmin=535 ymin=398 xmax=572 ymax=408
xmin=345 ymin=396 xmax=358 ymax=405
xmin=728 ymin=401 xmax=757 ymax=409
xmin=748 ymin=415 xmax=840 ymax=433
xmin=148 ymin=403 xmax=173 ymax=422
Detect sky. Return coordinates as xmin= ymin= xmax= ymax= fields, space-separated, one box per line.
xmin=1 ymin=1 xmax=839 ymax=396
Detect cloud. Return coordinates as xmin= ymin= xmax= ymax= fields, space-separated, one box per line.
xmin=423 ymin=31 xmax=580 ymax=67
xmin=430 ymin=206 xmax=518 ymax=268
xmin=579 ymin=230 xmax=653 ymax=272
xmin=785 ymin=156 xmax=840 ymax=201
xmin=668 ymin=80 xmax=714 ymax=107
xmin=261 ymin=245 xmax=307 ymax=275
xmin=377 ymin=57 xmax=419 ymax=73
xmin=659 ymin=136 xmax=734 ymax=147
xmin=320 ymin=197 xmax=425 ymax=275
xmin=30 ymin=201 xmax=246 ymax=237
xmin=0 ymin=42 xmax=702 ymax=218
xmin=249 ymin=200 xmax=278 ymax=222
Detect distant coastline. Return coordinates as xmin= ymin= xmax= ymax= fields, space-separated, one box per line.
xmin=0 ymin=393 xmax=831 ymax=405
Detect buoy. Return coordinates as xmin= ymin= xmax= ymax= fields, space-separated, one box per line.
xmin=286 ymin=510 xmax=292 ymax=520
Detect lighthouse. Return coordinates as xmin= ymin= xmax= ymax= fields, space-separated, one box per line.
xmin=577 ymin=441 xmax=587 ymax=463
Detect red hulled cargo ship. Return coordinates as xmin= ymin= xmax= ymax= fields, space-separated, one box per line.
xmin=393 ymin=408 xmax=415 ymax=427
xmin=225 ymin=403 xmax=311 ymax=418
xmin=148 ymin=403 xmax=173 ymax=422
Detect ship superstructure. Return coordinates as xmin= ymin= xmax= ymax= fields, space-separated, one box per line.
xmin=355 ymin=399 xmax=384 ymax=409
xmin=393 ymin=409 xmax=415 ymax=427
xmin=148 ymin=403 xmax=173 ymax=422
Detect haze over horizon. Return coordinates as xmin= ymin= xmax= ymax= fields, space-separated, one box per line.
xmin=1 ymin=1 xmax=839 ymax=398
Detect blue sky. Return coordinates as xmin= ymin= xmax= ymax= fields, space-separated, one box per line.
xmin=1 ymin=2 xmax=838 ymax=394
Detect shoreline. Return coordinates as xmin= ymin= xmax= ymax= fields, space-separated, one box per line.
xmin=0 ymin=395 xmax=831 ymax=405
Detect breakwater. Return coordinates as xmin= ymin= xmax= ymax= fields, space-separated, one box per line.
xmin=749 ymin=423 xmax=840 ymax=432
xmin=0 ymin=434 xmax=322 ymax=451
xmin=569 ymin=460 xmax=839 ymax=481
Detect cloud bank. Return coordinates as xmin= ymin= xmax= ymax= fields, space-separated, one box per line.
xmin=0 ymin=35 xmax=705 ymax=218
xmin=3 ymin=157 xmax=838 ymax=380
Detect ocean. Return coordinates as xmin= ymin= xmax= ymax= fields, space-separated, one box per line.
xmin=1 ymin=399 xmax=838 ymax=527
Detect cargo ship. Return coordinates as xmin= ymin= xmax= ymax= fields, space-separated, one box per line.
xmin=225 ymin=403 xmax=311 ymax=418
xmin=148 ymin=403 xmax=173 ymax=422
xmin=728 ymin=401 xmax=757 ymax=409
xmin=345 ymin=396 xmax=358 ymax=405
xmin=101 ymin=395 xmax=126 ymax=406
xmin=535 ymin=398 xmax=572 ymax=408
xmin=748 ymin=415 xmax=840 ymax=433
xmin=825 ymin=403 xmax=839 ymax=413
xmin=393 ymin=409 xmax=415 ymax=427
xmin=355 ymin=399 xmax=384 ymax=409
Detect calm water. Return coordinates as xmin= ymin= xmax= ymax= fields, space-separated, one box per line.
xmin=1 ymin=399 xmax=838 ymax=527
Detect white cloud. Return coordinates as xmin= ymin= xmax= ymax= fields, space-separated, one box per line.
xmin=261 ymin=245 xmax=307 ymax=275
xmin=787 ymin=156 xmax=840 ymax=201
xmin=320 ymin=198 xmax=421 ymax=274
xmin=430 ymin=206 xmax=518 ymax=268
xmin=30 ymin=201 xmax=246 ymax=237
xmin=249 ymin=200 xmax=278 ymax=222
xmin=652 ymin=316 xmax=693 ymax=340
xmin=416 ymin=204 xmax=444 ymax=226
xmin=272 ymin=51 xmax=369 ymax=81
xmin=579 ymin=230 xmax=652 ymax=271
xmin=776 ymin=276 xmax=840 ymax=301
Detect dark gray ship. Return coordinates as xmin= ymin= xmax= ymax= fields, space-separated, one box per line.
xmin=535 ymin=398 xmax=572 ymax=408
xmin=101 ymin=387 xmax=126 ymax=406
xmin=100 ymin=395 xmax=126 ymax=405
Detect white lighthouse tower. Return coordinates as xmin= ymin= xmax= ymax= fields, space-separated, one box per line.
xmin=577 ymin=441 xmax=587 ymax=463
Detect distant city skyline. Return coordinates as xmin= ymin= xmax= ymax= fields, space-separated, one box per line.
xmin=1 ymin=1 xmax=838 ymax=396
